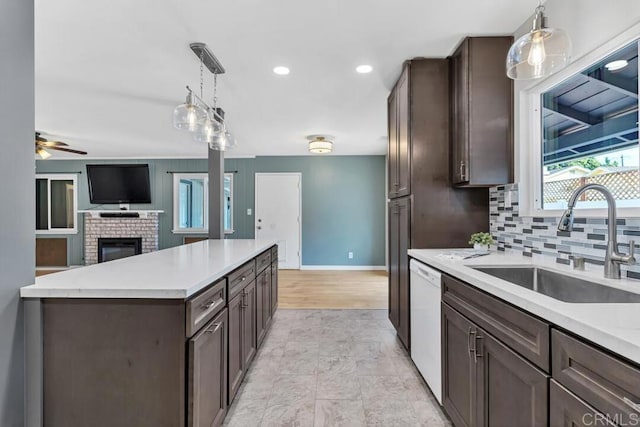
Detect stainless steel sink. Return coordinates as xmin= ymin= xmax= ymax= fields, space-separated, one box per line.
xmin=472 ymin=266 xmax=640 ymax=303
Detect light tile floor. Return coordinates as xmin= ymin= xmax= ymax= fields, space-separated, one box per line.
xmin=224 ymin=309 xmax=451 ymax=427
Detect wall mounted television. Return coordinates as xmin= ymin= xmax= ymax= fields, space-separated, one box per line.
xmin=86 ymin=164 xmax=152 ymax=204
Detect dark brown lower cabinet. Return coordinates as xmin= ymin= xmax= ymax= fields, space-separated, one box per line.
xmin=271 ymin=263 xmax=278 ymax=313
xmin=187 ymin=308 xmax=228 ymax=427
xmin=388 ymin=196 xmax=410 ymax=349
xmin=443 ymin=303 xmax=549 ymax=427
xmin=550 ymin=380 xmax=615 ymax=427
xmin=227 ymin=291 xmax=244 ymax=402
xmin=256 ymin=268 xmax=272 ymax=347
xmin=241 ymin=281 xmax=257 ymax=368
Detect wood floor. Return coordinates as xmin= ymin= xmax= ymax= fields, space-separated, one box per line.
xmin=278 ymin=270 xmax=388 ymax=309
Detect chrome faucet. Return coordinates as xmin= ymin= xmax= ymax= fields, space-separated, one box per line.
xmin=557 ymin=183 xmax=635 ymax=279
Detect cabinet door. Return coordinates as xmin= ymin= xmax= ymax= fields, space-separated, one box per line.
xmin=442 ymin=303 xmax=476 ymax=427
xmin=387 ymin=87 xmax=399 ymax=198
xmin=388 ymin=201 xmax=400 ymax=329
xmin=450 ymin=39 xmax=470 ymax=185
xmin=242 ymin=281 xmax=257 ymax=369
xmin=550 ymin=380 xmax=615 ymax=427
xmin=475 ymin=329 xmax=548 ymax=427
xmin=397 ymin=196 xmax=411 ymax=349
xmin=271 ymin=263 xmax=278 ymax=313
xmin=396 ymin=65 xmax=411 ymax=197
xmin=256 ymin=270 xmax=268 ymax=346
xmin=188 ymin=308 xmax=228 ymax=427
xmin=227 ymin=292 xmax=244 ymax=403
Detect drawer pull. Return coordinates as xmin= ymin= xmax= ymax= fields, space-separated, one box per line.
xmin=468 ymin=327 xmax=475 ymax=356
xmin=241 ymin=276 xmax=246 ymax=282
xmin=205 ymin=322 xmax=222 ymax=334
xmin=201 ymin=297 xmax=223 ymax=311
xmin=474 ymin=334 xmax=483 ymax=363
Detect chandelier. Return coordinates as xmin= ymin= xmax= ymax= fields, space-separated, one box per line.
xmin=173 ymin=43 xmax=236 ymax=151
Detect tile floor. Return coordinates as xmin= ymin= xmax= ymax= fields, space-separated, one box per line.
xmin=224 ymin=309 xmax=451 ymax=427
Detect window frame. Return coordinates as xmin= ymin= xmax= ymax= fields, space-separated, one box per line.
xmin=224 ymin=172 xmax=234 ymax=234
xmin=35 ymin=173 xmax=79 ymax=235
xmin=171 ymin=172 xmax=234 ymax=234
xmin=519 ymin=23 xmax=640 ymax=218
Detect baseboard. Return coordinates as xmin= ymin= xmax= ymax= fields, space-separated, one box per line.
xmin=299 ymin=265 xmax=387 ymax=271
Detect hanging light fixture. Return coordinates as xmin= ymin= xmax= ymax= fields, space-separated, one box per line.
xmin=506 ymin=1 xmax=571 ymax=80
xmin=36 ymin=147 xmax=52 ymax=160
xmin=307 ymin=135 xmax=333 ymax=154
xmin=173 ymin=42 xmax=236 ymax=151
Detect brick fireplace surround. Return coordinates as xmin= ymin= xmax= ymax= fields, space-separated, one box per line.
xmin=83 ymin=212 xmax=159 ymax=265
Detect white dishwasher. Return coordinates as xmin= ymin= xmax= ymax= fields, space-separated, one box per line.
xmin=410 ymin=258 xmax=442 ymax=405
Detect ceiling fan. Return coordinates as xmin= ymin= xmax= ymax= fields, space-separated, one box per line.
xmin=35 ymin=132 xmax=87 ymax=159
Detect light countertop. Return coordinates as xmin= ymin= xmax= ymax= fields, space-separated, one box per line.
xmin=21 ymin=239 xmax=276 ymax=299
xmin=408 ymin=249 xmax=640 ymax=365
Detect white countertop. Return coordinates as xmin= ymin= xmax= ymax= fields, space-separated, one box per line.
xmin=409 ymin=249 xmax=640 ymax=365
xmin=21 ymin=239 xmax=276 ymax=299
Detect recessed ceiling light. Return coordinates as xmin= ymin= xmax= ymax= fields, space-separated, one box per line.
xmin=605 ymin=60 xmax=628 ymax=71
xmin=356 ymin=65 xmax=373 ymax=74
xmin=273 ymin=66 xmax=290 ymax=75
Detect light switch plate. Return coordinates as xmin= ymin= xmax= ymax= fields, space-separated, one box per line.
xmin=247 ymin=208 xmax=252 ymax=216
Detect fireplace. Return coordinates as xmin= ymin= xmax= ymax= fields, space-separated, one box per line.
xmin=98 ymin=238 xmax=142 ymax=263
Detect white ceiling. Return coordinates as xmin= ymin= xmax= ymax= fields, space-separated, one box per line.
xmin=35 ymin=0 xmax=536 ymax=159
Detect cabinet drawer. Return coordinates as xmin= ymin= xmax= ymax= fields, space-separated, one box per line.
xmin=228 ymin=260 xmax=256 ymax=297
xmin=442 ymin=274 xmax=550 ymax=371
xmin=270 ymin=245 xmax=278 ymax=263
xmin=256 ymin=250 xmax=271 ymax=273
xmin=550 ymin=380 xmax=615 ymax=427
xmin=552 ymin=329 xmax=640 ymax=425
xmin=186 ymin=279 xmax=226 ymax=337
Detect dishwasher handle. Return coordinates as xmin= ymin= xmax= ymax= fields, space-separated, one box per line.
xmin=409 ymin=260 xmax=441 ymax=285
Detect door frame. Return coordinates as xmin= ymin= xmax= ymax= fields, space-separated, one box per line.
xmin=254 ymin=172 xmax=302 ymax=269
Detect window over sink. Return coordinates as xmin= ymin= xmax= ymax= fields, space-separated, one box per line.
xmin=540 ymin=39 xmax=639 ymax=210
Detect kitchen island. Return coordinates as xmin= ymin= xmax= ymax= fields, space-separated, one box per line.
xmin=21 ymin=239 xmax=278 ymax=427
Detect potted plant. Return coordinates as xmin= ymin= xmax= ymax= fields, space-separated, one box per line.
xmin=469 ymin=232 xmax=494 ymax=251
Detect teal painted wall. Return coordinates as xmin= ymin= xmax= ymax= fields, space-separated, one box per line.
xmin=36 ymin=155 xmax=385 ymax=266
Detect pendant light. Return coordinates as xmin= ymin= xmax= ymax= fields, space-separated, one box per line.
xmin=174 ymin=42 xmax=236 ymax=151
xmin=506 ymin=1 xmax=571 ymax=80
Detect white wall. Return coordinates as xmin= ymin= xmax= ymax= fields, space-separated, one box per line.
xmin=0 ymin=0 xmax=35 ymax=425
xmin=514 ymin=0 xmax=640 ymax=186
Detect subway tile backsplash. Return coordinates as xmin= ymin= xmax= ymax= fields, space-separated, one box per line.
xmin=490 ymin=183 xmax=640 ymax=279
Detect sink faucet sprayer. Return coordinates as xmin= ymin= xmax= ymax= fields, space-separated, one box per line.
xmin=557 ymin=183 xmax=635 ymax=279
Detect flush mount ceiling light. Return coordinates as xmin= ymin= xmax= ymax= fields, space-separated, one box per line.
xmin=273 ymin=66 xmax=290 ymax=75
xmin=506 ymin=1 xmax=571 ymax=80
xmin=173 ymin=42 xmax=237 ymax=151
xmin=605 ymin=59 xmax=629 ymax=71
xmin=307 ymin=135 xmax=334 ymax=154
xmin=356 ymin=64 xmax=373 ymax=74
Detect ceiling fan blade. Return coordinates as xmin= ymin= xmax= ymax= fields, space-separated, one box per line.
xmin=47 ymin=146 xmax=87 ymax=155
xmin=36 ymin=140 xmax=69 ymax=147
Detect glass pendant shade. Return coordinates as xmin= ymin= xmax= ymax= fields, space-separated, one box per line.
xmin=173 ymin=92 xmax=208 ymax=132
xmin=209 ymin=130 xmax=236 ymax=151
xmin=506 ymin=7 xmax=571 ymax=80
xmin=193 ymin=111 xmax=222 ymax=143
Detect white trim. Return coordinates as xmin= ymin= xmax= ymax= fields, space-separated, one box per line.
xmin=172 ymin=173 xmax=209 ymax=234
xmin=519 ymin=22 xmax=640 ymax=218
xmin=224 ymin=172 xmax=234 ymax=233
xmin=255 ymin=172 xmax=302 ymax=269
xmin=300 ymin=265 xmax=387 ymax=271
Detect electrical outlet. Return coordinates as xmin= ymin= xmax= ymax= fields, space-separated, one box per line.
xmin=348 ymin=251 xmax=354 ymax=259
xmin=247 ymin=208 xmax=252 ymax=216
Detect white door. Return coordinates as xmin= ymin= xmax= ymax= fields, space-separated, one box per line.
xmin=255 ymin=173 xmax=301 ymax=269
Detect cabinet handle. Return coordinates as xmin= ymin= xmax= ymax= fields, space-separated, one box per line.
xmin=459 ymin=161 xmax=466 ymax=181
xmin=474 ymin=334 xmax=483 ymax=364
xmin=468 ymin=327 xmax=475 ymax=357
xmin=201 ymin=297 xmax=223 ymax=311
xmin=205 ymin=322 xmax=222 ymax=334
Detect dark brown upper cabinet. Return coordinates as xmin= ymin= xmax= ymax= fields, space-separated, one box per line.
xmin=450 ymin=36 xmax=514 ymax=187
xmin=387 ymin=65 xmax=411 ymax=199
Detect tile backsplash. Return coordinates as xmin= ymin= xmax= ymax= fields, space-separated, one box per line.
xmin=490 ymin=183 xmax=640 ymax=279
